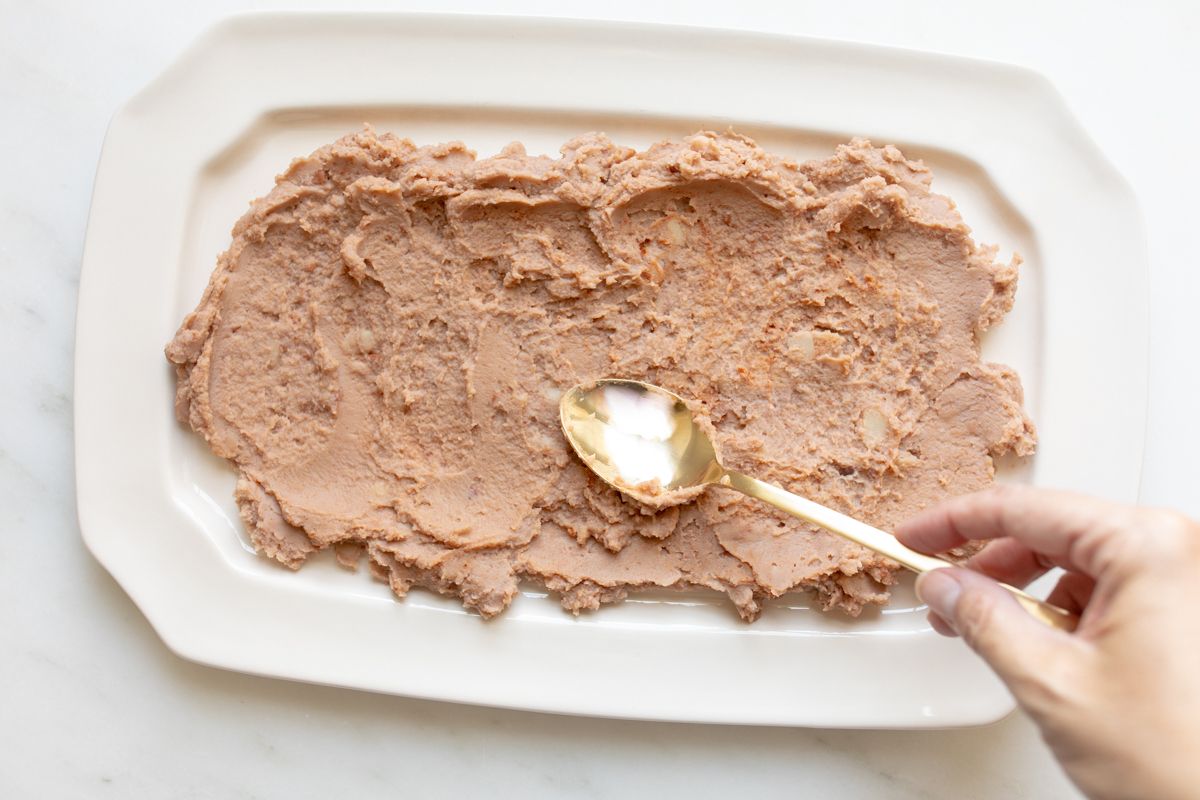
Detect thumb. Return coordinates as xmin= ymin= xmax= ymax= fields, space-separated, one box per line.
xmin=917 ymin=568 xmax=1077 ymax=701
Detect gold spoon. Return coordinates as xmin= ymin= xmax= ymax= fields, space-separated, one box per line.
xmin=559 ymin=378 xmax=1078 ymax=632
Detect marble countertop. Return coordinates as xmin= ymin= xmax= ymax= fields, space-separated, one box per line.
xmin=4 ymin=1 xmax=1196 ymax=797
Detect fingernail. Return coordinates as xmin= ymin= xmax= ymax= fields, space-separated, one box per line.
xmin=917 ymin=570 xmax=962 ymax=628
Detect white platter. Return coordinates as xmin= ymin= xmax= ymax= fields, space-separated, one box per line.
xmin=75 ymin=13 xmax=1147 ymax=728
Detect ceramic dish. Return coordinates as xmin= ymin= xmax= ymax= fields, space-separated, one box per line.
xmin=75 ymin=13 xmax=1147 ymax=727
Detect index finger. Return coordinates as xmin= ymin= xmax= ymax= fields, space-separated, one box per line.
xmin=894 ymin=485 xmax=1138 ymax=579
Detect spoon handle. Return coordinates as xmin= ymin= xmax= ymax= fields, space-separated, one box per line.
xmin=721 ymin=470 xmax=1078 ymax=632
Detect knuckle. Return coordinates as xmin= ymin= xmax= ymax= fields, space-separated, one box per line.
xmin=1076 ymin=507 xmax=1186 ymax=578
xmin=954 ymin=589 xmax=1000 ymax=643
xmin=967 ymin=484 xmax=1020 ymax=535
xmin=1137 ymin=509 xmax=1200 ymax=562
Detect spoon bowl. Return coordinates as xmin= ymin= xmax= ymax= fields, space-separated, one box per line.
xmin=560 ymin=378 xmax=1078 ymax=632
xmin=559 ymin=379 xmax=721 ymax=505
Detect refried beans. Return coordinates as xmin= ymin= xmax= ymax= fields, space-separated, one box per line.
xmin=166 ymin=127 xmax=1035 ymax=620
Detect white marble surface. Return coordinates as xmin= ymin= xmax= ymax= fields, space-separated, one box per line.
xmin=3 ymin=1 xmax=1196 ymax=797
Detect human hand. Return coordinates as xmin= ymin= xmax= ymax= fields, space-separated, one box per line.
xmin=896 ymin=486 xmax=1200 ymax=800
